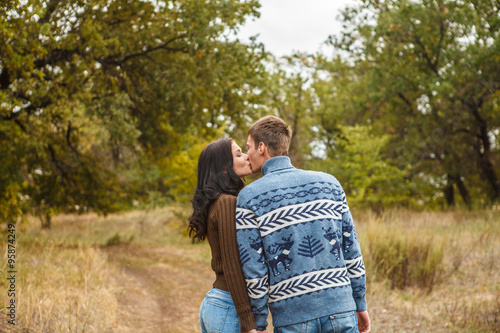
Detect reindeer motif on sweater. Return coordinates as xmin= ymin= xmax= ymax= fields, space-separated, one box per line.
xmin=248 ymin=236 xmax=266 ymax=266
xmin=267 ymin=235 xmax=294 ymax=276
xmin=322 ymin=227 xmax=342 ymax=260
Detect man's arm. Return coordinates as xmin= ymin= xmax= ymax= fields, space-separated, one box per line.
xmin=341 ymin=193 xmax=368 ymax=312
xmin=236 ymin=196 xmax=269 ymax=331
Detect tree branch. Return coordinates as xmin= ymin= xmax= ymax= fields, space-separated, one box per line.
xmin=48 ymin=144 xmax=71 ymax=177
xmin=0 ymin=67 xmax=10 ymax=90
xmin=34 ymin=48 xmax=81 ymax=69
xmin=2 ymin=111 xmax=21 ymax=121
xmin=397 ymin=92 xmax=415 ymax=115
xmin=14 ymin=119 xmax=27 ymax=133
xmin=40 ymin=0 xmax=59 ymax=24
xmin=101 ymin=33 xmax=189 ymax=65
xmin=410 ymin=21 xmax=440 ymax=77
xmin=434 ymin=4 xmax=446 ymax=70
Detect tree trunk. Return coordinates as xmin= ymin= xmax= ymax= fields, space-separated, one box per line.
xmin=449 ymin=174 xmax=471 ymax=209
xmin=443 ymin=182 xmax=455 ymax=207
xmin=479 ymin=154 xmax=500 ymax=202
xmin=40 ymin=212 xmax=51 ymax=229
xmin=467 ymin=100 xmax=500 ymax=202
xmin=455 ymin=178 xmax=471 ymax=209
xmin=456 ymin=179 xmax=471 ymax=209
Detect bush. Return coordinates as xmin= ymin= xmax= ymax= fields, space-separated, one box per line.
xmin=361 ymin=218 xmax=444 ymax=292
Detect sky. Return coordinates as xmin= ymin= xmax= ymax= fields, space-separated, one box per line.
xmin=236 ymin=0 xmax=353 ymax=57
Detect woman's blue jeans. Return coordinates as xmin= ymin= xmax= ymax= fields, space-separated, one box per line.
xmin=200 ymin=288 xmax=240 ymax=333
xmin=274 ymin=311 xmax=359 ymax=333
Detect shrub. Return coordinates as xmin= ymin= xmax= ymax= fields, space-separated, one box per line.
xmin=361 ymin=218 xmax=444 ymax=292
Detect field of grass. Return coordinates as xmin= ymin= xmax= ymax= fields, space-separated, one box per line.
xmin=0 ymin=207 xmax=499 ymax=332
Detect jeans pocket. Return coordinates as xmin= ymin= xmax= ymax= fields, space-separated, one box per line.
xmin=274 ymin=322 xmax=307 ymax=333
xmin=200 ymin=298 xmax=230 ymax=333
xmin=330 ymin=311 xmax=358 ymax=333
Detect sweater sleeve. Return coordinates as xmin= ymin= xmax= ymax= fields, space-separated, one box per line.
xmin=341 ymin=193 xmax=368 ymax=312
xmin=217 ymin=195 xmax=257 ymax=332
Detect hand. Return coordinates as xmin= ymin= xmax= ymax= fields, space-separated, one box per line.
xmin=257 ymin=331 xmax=268 ymax=333
xmin=357 ymin=310 xmax=371 ymax=333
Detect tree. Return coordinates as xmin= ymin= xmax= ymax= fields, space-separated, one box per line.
xmin=319 ymin=0 xmax=500 ymax=208
xmin=0 ymin=0 xmax=266 ymax=225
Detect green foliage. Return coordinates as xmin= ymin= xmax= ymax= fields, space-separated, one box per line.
xmin=160 ymin=127 xmax=224 ymax=203
xmin=310 ymin=125 xmax=422 ymax=211
xmin=0 ymin=0 xmax=266 ymax=223
xmin=2 ymin=0 xmax=499 ymax=221
xmin=316 ymin=0 xmax=500 ymax=208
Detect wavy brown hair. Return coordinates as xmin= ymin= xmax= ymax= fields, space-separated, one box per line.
xmin=188 ymin=138 xmax=245 ymax=240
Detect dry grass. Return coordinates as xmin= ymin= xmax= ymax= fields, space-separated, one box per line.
xmin=0 ymin=232 xmax=118 ymax=332
xmin=0 ymin=208 xmax=498 ymax=332
xmin=355 ymin=209 xmax=500 ymax=332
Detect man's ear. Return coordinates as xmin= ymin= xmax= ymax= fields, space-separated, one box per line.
xmin=258 ymin=142 xmax=266 ymax=155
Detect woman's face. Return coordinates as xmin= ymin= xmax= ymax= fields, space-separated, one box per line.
xmin=232 ymin=141 xmax=252 ymax=177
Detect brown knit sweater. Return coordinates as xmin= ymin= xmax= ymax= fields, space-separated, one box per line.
xmin=207 ymin=194 xmax=256 ymax=332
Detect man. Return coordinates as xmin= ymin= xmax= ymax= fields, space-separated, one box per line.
xmin=236 ymin=116 xmax=371 ymax=333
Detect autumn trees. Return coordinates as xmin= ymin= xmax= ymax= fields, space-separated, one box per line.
xmin=0 ymin=0 xmax=266 ymax=225
xmin=1 ymin=0 xmax=499 ymax=224
xmin=313 ymin=0 xmax=500 ymax=209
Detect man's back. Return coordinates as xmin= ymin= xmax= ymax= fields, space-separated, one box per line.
xmin=236 ymin=156 xmax=367 ymax=329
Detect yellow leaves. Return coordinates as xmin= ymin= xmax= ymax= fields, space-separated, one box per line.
xmin=389 ymin=23 xmax=402 ymax=31
xmin=161 ymin=129 xmax=222 ymax=202
xmin=0 ymin=182 xmax=23 ymax=221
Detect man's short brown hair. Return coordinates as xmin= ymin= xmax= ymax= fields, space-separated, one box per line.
xmin=248 ymin=116 xmax=292 ymax=157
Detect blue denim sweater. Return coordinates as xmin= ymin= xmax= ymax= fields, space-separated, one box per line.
xmin=236 ymin=156 xmax=367 ymax=329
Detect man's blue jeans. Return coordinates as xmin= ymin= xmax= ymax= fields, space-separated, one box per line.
xmin=274 ymin=311 xmax=359 ymax=333
xmin=199 ymin=288 xmax=240 ymax=333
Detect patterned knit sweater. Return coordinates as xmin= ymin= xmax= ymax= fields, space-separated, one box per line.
xmin=207 ymin=194 xmax=256 ymax=332
xmin=236 ymin=157 xmax=367 ymax=329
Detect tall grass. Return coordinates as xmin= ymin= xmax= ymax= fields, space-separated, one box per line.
xmin=0 ymin=204 xmax=191 ymax=332
xmin=0 ymin=207 xmax=498 ymax=332
xmin=360 ymin=214 xmax=444 ymax=291
xmin=356 ymin=209 xmax=500 ymax=332
xmin=0 ymin=223 xmax=118 ymax=332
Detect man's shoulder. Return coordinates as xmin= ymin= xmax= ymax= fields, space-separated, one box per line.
xmin=237 ymin=179 xmax=264 ymax=203
xmin=238 ymin=169 xmax=342 ymax=199
xmin=297 ymin=168 xmax=342 ymax=186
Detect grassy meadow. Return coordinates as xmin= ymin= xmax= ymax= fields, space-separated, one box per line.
xmin=0 ymin=207 xmax=499 ymax=332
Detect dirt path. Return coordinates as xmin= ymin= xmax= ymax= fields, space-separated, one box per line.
xmin=104 ymin=244 xmax=214 ymax=333
xmin=103 ymin=243 xmax=458 ymax=333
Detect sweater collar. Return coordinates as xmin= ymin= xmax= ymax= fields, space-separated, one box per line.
xmin=261 ymin=156 xmax=294 ymax=176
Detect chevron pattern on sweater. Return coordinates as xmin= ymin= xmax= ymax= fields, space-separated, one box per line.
xmin=245 ymin=275 xmax=269 ymax=299
xmin=257 ymin=199 xmax=348 ymax=236
xmin=345 ymin=256 xmax=366 ymax=279
xmin=268 ymin=267 xmax=350 ymax=303
xmin=236 ymin=208 xmax=258 ymax=229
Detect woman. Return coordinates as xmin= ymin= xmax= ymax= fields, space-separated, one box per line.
xmin=188 ymin=138 xmax=257 ymax=333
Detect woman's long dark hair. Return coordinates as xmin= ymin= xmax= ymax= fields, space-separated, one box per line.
xmin=188 ymin=138 xmax=245 ymax=240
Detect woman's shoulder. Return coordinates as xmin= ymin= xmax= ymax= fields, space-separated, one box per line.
xmin=217 ymin=193 xmax=237 ymax=203
xmin=209 ymin=194 xmax=237 ymax=216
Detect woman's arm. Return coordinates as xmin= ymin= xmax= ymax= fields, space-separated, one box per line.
xmin=217 ymin=195 xmax=257 ymax=332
